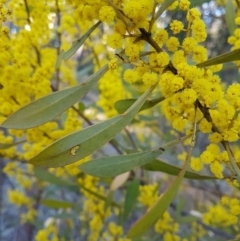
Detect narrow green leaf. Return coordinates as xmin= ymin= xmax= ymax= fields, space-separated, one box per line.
xmin=30 ymin=87 xmax=155 ymax=167
xmin=176 ymin=215 xmax=198 ymax=224
xmin=154 ymin=0 xmax=176 ymax=22
xmin=1 ymin=65 xmax=108 ymax=129
xmin=41 ymin=199 xmax=74 ymax=209
xmin=190 ymin=0 xmax=210 ymax=6
xmin=123 ymin=179 xmax=140 ymax=221
xmin=80 ymin=186 xmax=121 ymax=208
xmin=174 ymin=199 xmax=199 ymax=224
xmin=236 ymin=175 xmax=240 ymax=185
xmin=55 ymin=50 xmax=65 ymax=69
xmin=53 ymin=212 xmax=76 ymax=220
xmin=115 ymin=96 xmax=165 ymax=114
xmin=56 ymin=21 xmax=101 ymax=69
xmin=131 ymin=238 xmax=145 ymax=241
xmin=104 ymin=190 xmax=114 ymax=211
xmin=127 ymin=165 xmax=187 ymax=238
xmin=78 ymin=102 xmax=85 ymax=112
xmin=79 ymin=150 xmax=163 ymax=178
xmin=0 ymin=140 xmax=25 ymax=149
xmin=34 ymin=168 xmax=121 ymax=208
xmin=197 ymin=49 xmax=240 ymax=67
xmin=142 ymin=159 xmax=216 ymax=180
xmin=225 ymin=0 xmax=236 ymax=36
xmin=176 ymin=198 xmax=185 ymax=219
xmin=34 ymin=167 xmax=69 ymax=186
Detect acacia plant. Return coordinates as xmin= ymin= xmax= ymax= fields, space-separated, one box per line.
xmin=1 ymin=0 xmax=240 ymax=240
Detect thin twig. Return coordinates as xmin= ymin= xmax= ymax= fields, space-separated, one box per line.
xmin=183 ymin=105 xmax=198 ymax=168
xmin=23 ymin=0 xmax=41 ymax=65
xmin=197 ymin=100 xmax=240 ymax=180
xmin=124 ymin=128 xmax=137 ymax=150
xmin=55 ymin=0 xmax=62 ymax=90
xmin=184 ymin=182 xmax=238 ymax=198
xmin=148 ymin=0 xmax=158 ymax=33
xmin=137 ymin=28 xmax=177 ymax=74
xmin=158 ymin=133 xmax=192 ymax=151
xmin=23 ymin=0 xmax=30 ymax=24
xmin=224 ymin=142 xmax=240 ymax=179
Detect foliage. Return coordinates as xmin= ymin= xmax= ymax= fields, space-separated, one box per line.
xmin=1 ymin=0 xmax=240 ymax=241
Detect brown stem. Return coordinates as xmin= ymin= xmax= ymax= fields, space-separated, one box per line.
xmin=138 ymin=28 xmax=177 ymax=74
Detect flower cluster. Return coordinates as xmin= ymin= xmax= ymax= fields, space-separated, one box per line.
xmin=203 ymin=196 xmax=240 ymax=227
xmin=2 ymin=0 xmax=240 ymax=240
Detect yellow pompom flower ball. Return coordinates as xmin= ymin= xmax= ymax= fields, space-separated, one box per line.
xmin=99 ymin=6 xmax=116 ymax=23
xmin=142 ymin=72 xmax=158 ymax=86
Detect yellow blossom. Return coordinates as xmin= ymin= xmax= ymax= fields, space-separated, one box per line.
xmin=99 ymin=6 xmax=116 ymax=23
xmin=166 ymin=36 xmax=180 ymax=52
xmin=170 ymin=20 xmax=184 ymax=34
xmin=142 ymin=72 xmax=158 ymax=86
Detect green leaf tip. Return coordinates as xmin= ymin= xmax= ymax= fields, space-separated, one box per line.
xmin=115 ymin=96 xmax=165 ymax=114
xmin=1 ymin=64 xmax=108 ymax=129
xmin=41 ymin=199 xmax=74 ymax=209
xmin=142 ymin=159 xmax=217 ymax=180
xmin=197 ymin=48 xmax=240 ymax=67
xmin=79 ymin=150 xmax=163 ymax=178
xmin=225 ymin=0 xmax=236 ymax=36
xmin=55 ymin=21 xmax=101 ymax=69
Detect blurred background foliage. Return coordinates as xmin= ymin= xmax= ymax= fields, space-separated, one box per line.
xmin=0 ymin=0 xmax=240 ymax=241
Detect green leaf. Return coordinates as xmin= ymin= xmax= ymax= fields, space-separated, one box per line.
xmin=225 ymin=0 xmax=236 ymax=36
xmin=197 ymin=49 xmax=240 ymax=67
xmin=80 ymin=186 xmax=121 ymax=208
xmin=190 ymin=0 xmax=210 ymax=6
xmin=1 ymin=65 xmax=108 ymax=129
xmin=56 ymin=21 xmax=101 ymax=69
xmin=0 ymin=140 xmax=25 ymax=150
xmin=55 ymin=50 xmax=65 ymax=69
xmin=176 ymin=215 xmax=198 ymax=224
xmin=41 ymin=199 xmax=74 ymax=209
xmin=34 ymin=168 xmax=121 ymax=208
xmin=142 ymin=159 xmax=216 ymax=180
xmin=176 ymin=198 xmax=185 ymax=218
xmin=154 ymin=0 xmax=176 ymax=21
xmin=174 ymin=198 xmax=198 ymax=223
xmin=79 ymin=150 xmax=163 ymax=178
xmin=34 ymin=167 xmax=70 ymax=186
xmin=115 ymin=96 xmax=165 ymax=114
xmin=53 ymin=212 xmax=76 ymax=220
xmin=104 ymin=190 xmax=114 ymax=211
xmin=127 ymin=164 xmax=187 ymax=238
xmin=30 ymin=87 xmax=155 ymax=167
xmin=123 ymin=179 xmax=140 ymax=221
xmin=78 ymin=102 xmax=85 ymax=112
